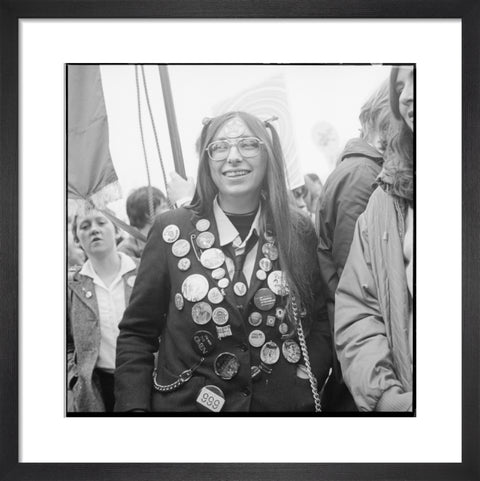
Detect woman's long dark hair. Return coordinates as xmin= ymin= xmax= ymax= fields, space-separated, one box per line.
xmin=189 ymin=111 xmax=315 ymax=320
xmin=382 ymin=67 xmax=414 ymax=205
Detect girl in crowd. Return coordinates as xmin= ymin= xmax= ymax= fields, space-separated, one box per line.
xmin=67 ymin=208 xmax=137 ymax=412
xmin=335 ymin=65 xmax=414 ymax=411
xmin=115 ymin=111 xmax=332 ymax=412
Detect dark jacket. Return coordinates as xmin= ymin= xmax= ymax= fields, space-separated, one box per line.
xmin=317 ymin=138 xmax=384 ymax=302
xmin=315 ymin=138 xmax=383 ymax=411
xmin=115 ymin=206 xmax=332 ymax=413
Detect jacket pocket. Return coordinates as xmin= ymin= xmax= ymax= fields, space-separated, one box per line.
xmin=293 ymin=376 xmax=316 ymax=412
xmin=151 ymin=365 xmax=206 ymax=412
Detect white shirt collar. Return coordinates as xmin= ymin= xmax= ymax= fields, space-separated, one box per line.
xmin=213 ymin=196 xmax=262 ymax=248
xmin=79 ymin=252 xmax=136 ymax=286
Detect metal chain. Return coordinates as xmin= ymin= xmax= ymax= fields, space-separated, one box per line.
xmin=134 ymin=65 xmax=155 ymax=221
xmin=291 ymin=294 xmax=322 ymax=412
xmin=152 ymin=357 xmax=205 ymax=393
xmin=140 ymin=65 xmax=174 ymax=210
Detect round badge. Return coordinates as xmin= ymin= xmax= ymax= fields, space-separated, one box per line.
xmin=260 ymin=341 xmax=280 ymax=365
xmin=208 ymin=287 xmax=224 ymax=304
xmin=162 ymin=224 xmax=180 ymax=244
xmin=191 ymin=330 xmax=216 ymax=356
xmin=296 ymin=364 xmax=309 ymax=379
xmin=177 ymin=257 xmax=191 ymax=271
xmin=218 ymin=277 xmax=229 ymax=289
xmin=191 ymin=301 xmax=213 ymax=325
xmin=249 ymin=329 xmax=266 ymax=348
xmin=85 ymin=290 xmax=92 ymax=299
xmin=267 ymin=270 xmax=289 ymax=296
xmin=172 ymin=239 xmax=190 ymax=258
xmin=233 ymin=282 xmax=247 ymax=297
xmin=278 ymin=322 xmax=290 ymax=335
xmin=200 ymin=248 xmax=226 ymax=270
xmin=196 ymin=231 xmax=215 ymax=250
xmin=214 ymin=352 xmax=240 ymax=380
xmin=248 ymin=311 xmax=263 ymax=327
xmin=275 ymin=306 xmax=286 ymax=321
xmin=212 ymin=307 xmax=229 ymax=326
xmin=253 ymin=288 xmax=276 ymax=311
xmin=182 ymin=274 xmax=209 ymax=302
xmin=127 ymin=275 xmax=136 ymax=287
xmin=262 ymin=243 xmax=279 ymax=261
xmin=259 ymin=257 xmax=273 ymax=272
xmin=196 ymin=219 xmax=211 ymax=232
xmin=211 ymin=267 xmax=226 ymax=280
xmin=174 ymin=293 xmax=184 ymax=311
xmin=282 ymin=339 xmax=301 ymax=363
xmin=256 ymin=269 xmax=267 ymax=281
xmin=264 ymin=229 xmax=275 ymax=243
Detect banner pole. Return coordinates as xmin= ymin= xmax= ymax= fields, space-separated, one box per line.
xmin=158 ymin=65 xmax=186 ymax=179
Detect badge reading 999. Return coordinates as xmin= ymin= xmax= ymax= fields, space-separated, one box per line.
xmin=196 ymin=385 xmax=225 ymax=413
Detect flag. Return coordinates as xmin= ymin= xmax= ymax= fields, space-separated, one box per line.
xmin=67 ymin=64 xmax=121 ymax=214
xmin=214 ymin=74 xmax=304 ymax=190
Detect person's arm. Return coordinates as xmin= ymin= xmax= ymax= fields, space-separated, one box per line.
xmin=167 ymin=171 xmax=195 ymax=207
xmin=331 ymin=161 xmax=380 ymax=277
xmin=66 ymin=284 xmax=78 ymax=390
xmin=114 ymin=215 xmax=170 ymax=412
xmin=301 ymin=219 xmax=333 ymax=389
xmin=335 ymin=215 xmax=411 ymax=412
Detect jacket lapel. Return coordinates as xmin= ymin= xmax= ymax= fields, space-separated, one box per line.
xmin=68 ymin=274 xmax=99 ymax=319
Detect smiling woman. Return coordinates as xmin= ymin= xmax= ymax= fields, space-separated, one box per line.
xmin=114 ymin=111 xmax=333 ymax=413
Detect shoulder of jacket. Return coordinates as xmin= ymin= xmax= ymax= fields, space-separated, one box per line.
xmin=68 ymin=265 xmax=82 ymax=282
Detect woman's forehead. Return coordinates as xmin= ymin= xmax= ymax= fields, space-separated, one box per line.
xmin=77 ymin=210 xmax=107 ymax=223
xmin=215 ymin=117 xmax=252 ymax=139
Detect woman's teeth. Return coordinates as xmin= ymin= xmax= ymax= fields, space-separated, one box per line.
xmin=224 ymin=170 xmax=249 ymax=177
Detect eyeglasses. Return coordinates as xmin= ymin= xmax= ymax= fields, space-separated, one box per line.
xmin=206 ymin=137 xmax=264 ymax=161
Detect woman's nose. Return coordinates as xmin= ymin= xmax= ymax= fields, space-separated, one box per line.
xmin=226 ymin=143 xmax=242 ymax=163
xmin=401 ymin=79 xmax=413 ymax=105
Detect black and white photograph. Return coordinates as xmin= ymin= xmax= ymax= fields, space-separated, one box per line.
xmin=66 ymin=63 xmax=414 ymax=415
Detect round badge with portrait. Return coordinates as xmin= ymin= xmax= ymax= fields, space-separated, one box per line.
xmin=214 ymin=352 xmax=240 ymax=380
xmin=282 ymin=339 xmax=301 ymax=363
xmin=267 ymin=270 xmax=289 ymax=296
xmin=260 ymin=341 xmax=280 ymax=365
xmin=191 ymin=301 xmax=213 ymax=325
xmin=182 ymin=274 xmax=209 ymax=302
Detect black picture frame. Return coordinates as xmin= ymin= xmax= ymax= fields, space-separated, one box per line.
xmin=2 ymin=1 xmax=478 ymax=480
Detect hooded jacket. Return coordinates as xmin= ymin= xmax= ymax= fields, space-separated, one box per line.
xmin=334 ymin=183 xmax=413 ymax=412
xmin=317 ymin=138 xmax=384 ymax=303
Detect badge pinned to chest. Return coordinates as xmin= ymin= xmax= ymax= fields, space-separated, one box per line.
xmin=182 ymin=274 xmax=209 ymax=303
xmin=196 ymin=385 xmax=225 ymax=413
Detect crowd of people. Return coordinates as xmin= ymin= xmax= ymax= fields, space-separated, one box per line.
xmin=67 ymin=65 xmax=414 ymax=413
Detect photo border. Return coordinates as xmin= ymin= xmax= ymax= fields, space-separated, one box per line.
xmin=2 ymin=1 xmax=479 ymax=479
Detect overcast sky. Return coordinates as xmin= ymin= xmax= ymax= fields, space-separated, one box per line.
xmin=100 ymin=64 xmax=391 ymax=218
